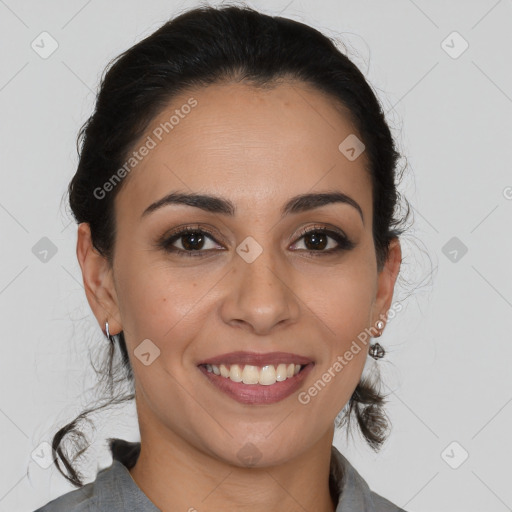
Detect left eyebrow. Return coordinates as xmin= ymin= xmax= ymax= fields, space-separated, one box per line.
xmin=141 ymin=190 xmax=364 ymax=224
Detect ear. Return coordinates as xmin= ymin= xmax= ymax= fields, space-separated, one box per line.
xmin=76 ymin=222 xmax=122 ymax=336
xmin=371 ymin=237 xmax=402 ymax=326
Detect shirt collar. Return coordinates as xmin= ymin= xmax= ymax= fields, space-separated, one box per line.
xmin=329 ymin=444 xmax=382 ymax=511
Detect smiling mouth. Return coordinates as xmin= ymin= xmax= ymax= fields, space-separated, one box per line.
xmin=199 ymin=362 xmax=307 ymax=386
xmin=197 ymin=361 xmax=314 ymax=405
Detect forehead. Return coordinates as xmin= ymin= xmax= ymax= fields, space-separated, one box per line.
xmin=114 ymin=80 xmax=372 ymax=222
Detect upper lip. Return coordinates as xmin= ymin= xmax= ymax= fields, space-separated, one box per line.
xmin=197 ymin=351 xmax=313 ymax=367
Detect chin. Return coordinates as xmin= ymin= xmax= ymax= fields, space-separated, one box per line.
xmin=206 ymin=430 xmax=311 ymax=469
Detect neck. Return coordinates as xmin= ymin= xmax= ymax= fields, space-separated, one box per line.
xmin=128 ymin=414 xmax=337 ymax=512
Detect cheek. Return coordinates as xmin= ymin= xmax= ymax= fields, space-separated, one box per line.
xmin=114 ymin=256 xmax=202 ymax=349
xmin=299 ymin=258 xmax=375 ymax=409
xmin=308 ymin=258 xmax=376 ymax=342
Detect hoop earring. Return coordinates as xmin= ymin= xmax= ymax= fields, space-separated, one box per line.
xmin=105 ymin=321 xmax=115 ymax=344
xmin=369 ymin=320 xmax=385 ymax=360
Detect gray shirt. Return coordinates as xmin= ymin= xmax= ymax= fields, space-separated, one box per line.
xmin=34 ymin=439 xmax=406 ymax=511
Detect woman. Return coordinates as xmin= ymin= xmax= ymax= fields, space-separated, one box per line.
xmin=35 ymin=4 xmax=409 ymax=511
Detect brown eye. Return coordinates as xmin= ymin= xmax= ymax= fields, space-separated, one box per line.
xmin=291 ymin=226 xmax=355 ymax=254
xmin=177 ymin=231 xmax=207 ymax=251
xmin=160 ymin=226 xmax=223 ymax=257
xmin=302 ymin=231 xmax=330 ymax=251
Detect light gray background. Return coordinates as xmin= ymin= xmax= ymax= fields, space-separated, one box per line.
xmin=1 ymin=0 xmax=511 ymax=511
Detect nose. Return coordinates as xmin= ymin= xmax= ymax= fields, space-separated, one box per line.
xmin=219 ymin=246 xmax=301 ymax=336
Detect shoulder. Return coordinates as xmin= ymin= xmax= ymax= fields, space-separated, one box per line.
xmin=33 ymin=439 xmax=159 ymax=512
xmin=330 ymin=445 xmax=407 ymax=512
xmin=32 ymin=462 xmax=123 ymax=512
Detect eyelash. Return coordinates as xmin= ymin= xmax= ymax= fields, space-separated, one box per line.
xmin=158 ymin=224 xmax=355 ymax=258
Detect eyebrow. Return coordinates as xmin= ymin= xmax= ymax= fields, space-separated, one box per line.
xmin=141 ymin=190 xmax=364 ymax=223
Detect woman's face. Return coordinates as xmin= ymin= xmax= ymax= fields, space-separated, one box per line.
xmin=79 ymin=80 xmax=401 ymax=467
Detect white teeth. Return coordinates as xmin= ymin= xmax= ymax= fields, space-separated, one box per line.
xmin=242 ymin=365 xmax=259 ymax=384
xmin=204 ymin=362 xmax=305 ymax=385
xmin=259 ymin=365 xmax=277 ymax=385
xmin=276 ymin=363 xmax=288 ymax=381
xmin=229 ymin=364 xmax=242 ymax=382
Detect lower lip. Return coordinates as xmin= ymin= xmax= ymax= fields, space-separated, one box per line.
xmin=198 ymin=364 xmax=314 ymax=405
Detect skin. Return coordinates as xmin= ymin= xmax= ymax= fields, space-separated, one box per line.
xmin=77 ymin=80 xmax=401 ymax=512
